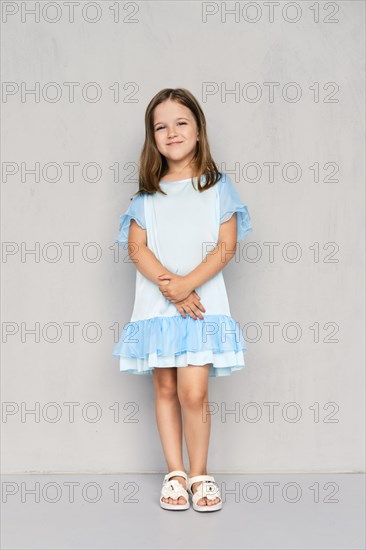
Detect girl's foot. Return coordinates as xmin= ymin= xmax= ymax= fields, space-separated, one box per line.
xmin=190 ymin=480 xmax=221 ymax=506
xmin=161 ymin=475 xmax=188 ymax=506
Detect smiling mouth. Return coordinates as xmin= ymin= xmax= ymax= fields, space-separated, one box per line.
xmin=167 ymin=141 xmax=183 ymax=146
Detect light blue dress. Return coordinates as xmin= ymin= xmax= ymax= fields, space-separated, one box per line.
xmin=112 ymin=172 xmax=253 ymax=377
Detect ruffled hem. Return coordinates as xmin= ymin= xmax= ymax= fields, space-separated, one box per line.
xmin=115 ymin=351 xmax=246 ymax=377
xmin=112 ymin=314 xmax=249 ymax=378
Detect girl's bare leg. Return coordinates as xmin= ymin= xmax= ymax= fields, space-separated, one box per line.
xmin=152 ymin=367 xmax=187 ymax=505
xmin=177 ymin=364 xmax=220 ymax=506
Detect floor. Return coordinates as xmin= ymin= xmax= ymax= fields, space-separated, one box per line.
xmin=1 ymin=473 xmax=365 ymax=549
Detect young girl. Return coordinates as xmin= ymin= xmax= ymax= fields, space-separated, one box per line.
xmin=112 ymin=88 xmax=253 ymax=512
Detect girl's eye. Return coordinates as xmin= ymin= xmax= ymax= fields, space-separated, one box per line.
xmin=155 ymin=121 xmax=187 ymax=131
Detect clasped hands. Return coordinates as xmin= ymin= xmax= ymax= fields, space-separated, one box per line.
xmin=157 ymin=272 xmax=192 ymax=303
xmin=157 ymin=272 xmax=206 ymax=320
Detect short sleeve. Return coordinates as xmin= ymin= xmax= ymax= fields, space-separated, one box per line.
xmin=116 ymin=193 xmax=146 ymax=247
xmin=219 ymin=174 xmax=253 ymax=241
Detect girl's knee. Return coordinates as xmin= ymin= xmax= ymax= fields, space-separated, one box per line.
xmin=153 ymin=368 xmax=178 ymax=398
xmin=178 ymin=388 xmax=208 ymax=409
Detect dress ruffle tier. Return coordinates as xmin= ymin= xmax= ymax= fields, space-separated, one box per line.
xmin=112 ymin=314 xmax=248 ymax=377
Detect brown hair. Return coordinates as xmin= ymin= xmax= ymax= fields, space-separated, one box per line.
xmin=133 ymin=88 xmax=221 ymax=197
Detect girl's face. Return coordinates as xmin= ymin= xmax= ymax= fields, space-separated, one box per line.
xmin=153 ymin=99 xmax=198 ymax=168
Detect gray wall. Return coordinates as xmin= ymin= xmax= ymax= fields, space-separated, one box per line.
xmin=2 ymin=0 xmax=364 ymax=474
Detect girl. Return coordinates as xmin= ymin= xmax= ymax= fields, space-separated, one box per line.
xmin=113 ymin=88 xmax=253 ymax=512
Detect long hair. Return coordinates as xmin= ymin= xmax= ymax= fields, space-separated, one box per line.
xmin=133 ymin=88 xmax=221 ymax=197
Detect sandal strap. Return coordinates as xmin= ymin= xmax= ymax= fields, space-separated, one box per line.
xmin=188 ymin=475 xmax=214 ymax=492
xmin=191 ymin=483 xmax=221 ymax=504
xmin=161 ymin=479 xmax=189 ymax=501
xmin=161 ymin=470 xmax=188 ymax=501
xmin=164 ymin=470 xmax=188 ymax=483
xmin=188 ymin=475 xmax=221 ymax=502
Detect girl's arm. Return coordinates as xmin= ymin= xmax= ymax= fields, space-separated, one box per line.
xmin=184 ymin=213 xmax=238 ymax=291
xmin=126 ymin=219 xmax=172 ymax=285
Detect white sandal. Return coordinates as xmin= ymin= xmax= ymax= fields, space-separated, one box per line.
xmin=188 ymin=475 xmax=223 ymax=512
xmin=160 ymin=470 xmax=190 ymax=510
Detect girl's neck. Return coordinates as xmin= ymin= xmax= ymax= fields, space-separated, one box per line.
xmin=163 ymin=160 xmax=197 ymax=181
xmin=162 ymin=171 xmax=195 ymax=180
xmin=162 ymin=168 xmax=198 ymax=182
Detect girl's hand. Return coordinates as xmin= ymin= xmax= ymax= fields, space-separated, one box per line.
xmin=173 ymin=290 xmax=206 ymax=320
xmin=157 ymin=272 xmax=193 ymax=303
